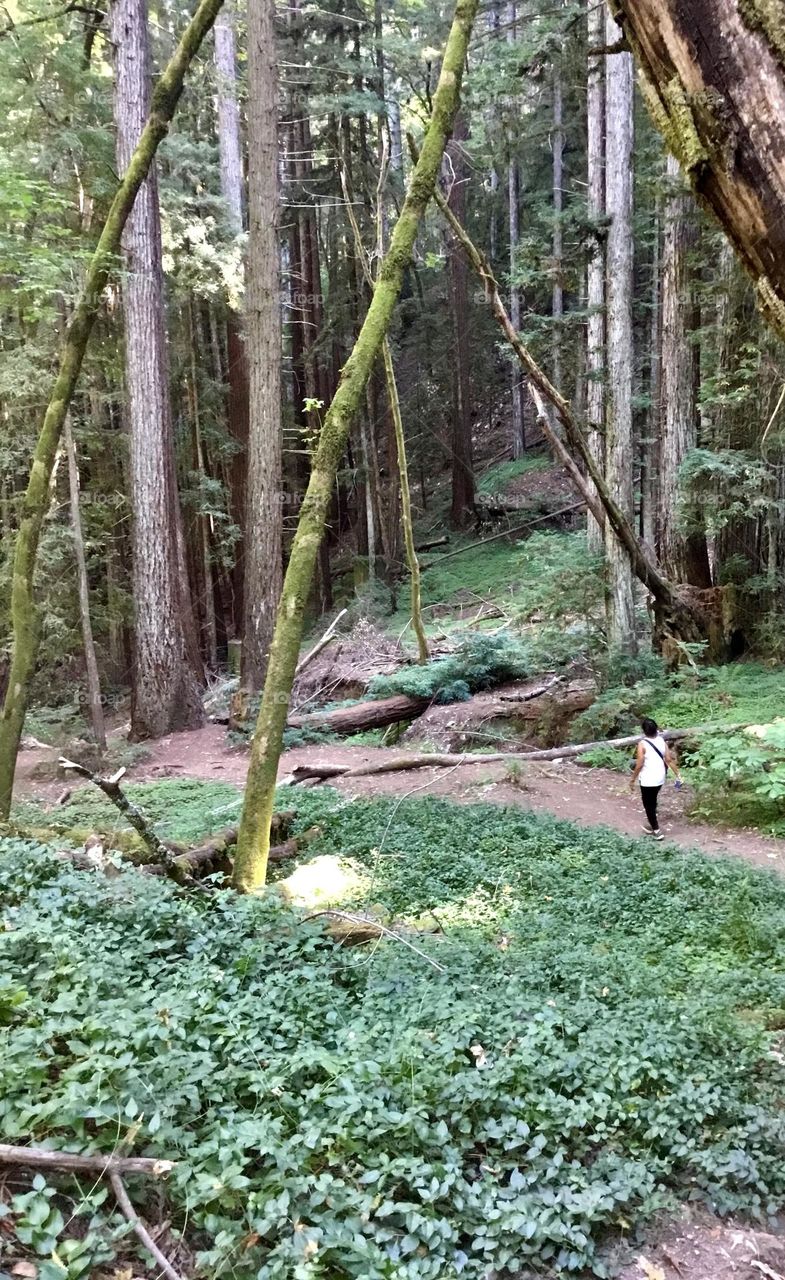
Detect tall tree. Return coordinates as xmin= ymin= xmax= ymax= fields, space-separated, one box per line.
xmin=233 ymin=0 xmax=481 ymax=892
xmin=112 ymin=0 xmax=204 ymax=737
xmin=659 ymin=152 xmax=712 ymax=586
xmin=242 ymin=0 xmax=283 ymax=690
xmin=585 ymin=0 xmax=605 ymax=553
xmin=508 ymin=0 xmax=525 ymax=456
xmin=213 ymin=0 xmax=249 ymax=630
xmin=0 ymin=0 xmax=223 ymax=816
xmin=551 ymin=62 xmax=564 ymax=389
xmin=448 ymin=113 xmax=475 ymax=527
xmin=603 ymin=15 xmax=637 ymax=652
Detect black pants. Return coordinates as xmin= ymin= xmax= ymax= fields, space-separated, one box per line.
xmin=640 ymin=785 xmax=662 ymax=830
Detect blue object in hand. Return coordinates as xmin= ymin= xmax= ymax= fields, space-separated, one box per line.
xmin=674 ymin=779 xmax=683 ymax=791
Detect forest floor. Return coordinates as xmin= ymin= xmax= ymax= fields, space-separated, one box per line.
xmin=14 ymin=721 xmax=784 ymax=873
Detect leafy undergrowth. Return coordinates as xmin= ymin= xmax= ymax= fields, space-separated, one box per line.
xmin=475 ymin=454 xmax=550 ymax=494
xmin=2 ymin=790 xmax=785 ymax=1278
xmin=572 ymin=663 xmax=785 ymax=835
xmin=12 ymin=778 xmax=245 ymax=846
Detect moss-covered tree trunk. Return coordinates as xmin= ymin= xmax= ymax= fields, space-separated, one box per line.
xmin=232 ymin=0 xmax=480 ymax=893
xmin=0 ymin=0 xmax=225 ymax=819
xmin=612 ymin=0 xmax=785 ymax=340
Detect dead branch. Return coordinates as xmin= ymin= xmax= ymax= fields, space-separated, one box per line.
xmin=421 ymin=501 xmax=585 ymax=569
xmin=303 ymin=910 xmax=446 ymax=971
xmin=58 ymin=758 xmax=175 ymax=867
xmin=498 ymin=675 xmax=563 ymax=702
xmin=109 ymin=1172 xmax=183 ymax=1280
xmin=0 ymin=1144 xmax=174 ymax=1177
xmin=295 ymin=608 xmax=348 ymax=677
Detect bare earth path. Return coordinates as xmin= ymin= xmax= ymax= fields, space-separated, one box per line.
xmin=15 ymin=722 xmax=783 ymax=872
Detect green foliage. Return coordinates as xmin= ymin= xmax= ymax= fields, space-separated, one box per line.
xmin=678 ymin=449 xmax=775 ymax=534
xmin=2 ymin=796 xmax=785 ymax=1278
xmin=369 ymin=632 xmax=531 ymax=704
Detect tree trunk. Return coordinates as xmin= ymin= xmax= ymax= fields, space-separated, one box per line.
xmin=642 ymin=191 xmax=661 ymax=549
xmin=614 ymin=0 xmax=785 ymax=341
xmin=603 ymin=11 xmax=637 ymax=653
xmin=64 ymin=417 xmax=106 ymax=750
xmin=288 ymin=694 xmax=426 ymax=736
xmin=241 ymin=0 xmax=283 ymax=691
xmin=586 ymin=0 xmax=605 ymax=553
xmin=659 ymin=152 xmax=712 ymax=586
xmin=508 ymin=1 xmax=525 ymax=457
xmin=113 ymin=0 xmax=204 ymax=740
xmin=232 ymin=0 xmax=480 ymax=893
xmin=0 ymin=0 xmax=221 ymax=817
xmin=447 ymin=113 xmax=475 ymax=527
xmin=551 ymin=63 xmax=564 ymax=389
xmin=213 ymin=0 xmax=249 ymax=632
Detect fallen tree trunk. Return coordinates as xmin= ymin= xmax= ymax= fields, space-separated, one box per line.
xmin=285 ymin=725 xmax=737 ymax=783
xmin=287 ymin=694 xmax=427 ymax=736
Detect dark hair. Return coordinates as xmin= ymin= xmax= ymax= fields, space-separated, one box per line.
xmin=641 ymin=717 xmax=658 ymax=737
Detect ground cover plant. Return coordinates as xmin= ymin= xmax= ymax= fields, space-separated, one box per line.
xmin=1 ymin=788 xmax=785 ymax=1278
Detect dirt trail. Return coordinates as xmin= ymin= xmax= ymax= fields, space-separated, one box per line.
xmin=15 ymin=723 xmax=783 ymax=872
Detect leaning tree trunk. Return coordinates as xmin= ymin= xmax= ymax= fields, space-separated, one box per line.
xmin=603 ymin=10 xmax=637 ymax=654
xmin=113 ymin=0 xmax=204 ymax=739
xmin=659 ymin=152 xmax=712 ymax=586
xmin=232 ymin=0 xmax=480 ymax=893
xmin=613 ymin=0 xmax=785 ymax=341
xmin=585 ymin=0 xmax=605 ymax=554
xmin=241 ymin=0 xmax=283 ymax=690
xmin=0 ymin=0 xmax=223 ymax=818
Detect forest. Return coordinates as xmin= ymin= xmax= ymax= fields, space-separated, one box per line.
xmin=2 ymin=0 xmax=785 ymax=1276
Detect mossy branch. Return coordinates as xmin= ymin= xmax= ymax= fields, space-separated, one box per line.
xmin=232 ymin=0 xmax=480 ymax=894
xmin=0 ymin=0 xmax=226 ymax=820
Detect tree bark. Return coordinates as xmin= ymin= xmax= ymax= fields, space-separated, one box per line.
xmin=603 ymin=11 xmax=637 ymax=653
xmin=551 ymin=63 xmax=564 ymax=389
xmin=614 ymin=0 xmax=785 ymax=341
xmin=447 ymin=113 xmax=475 ymax=527
xmin=508 ymin=0 xmax=525 ymax=457
xmin=113 ymin=0 xmax=204 ymax=740
xmin=64 ymin=417 xmax=106 ymax=751
xmin=659 ymin=152 xmax=712 ymax=586
xmin=0 ymin=0 xmax=223 ymax=818
xmin=232 ymin=0 xmax=481 ymax=893
xmin=586 ymin=0 xmax=605 ymax=553
xmin=241 ymin=0 xmax=283 ymax=690
xmin=288 ymin=694 xmax=427 ymax=735
xmin=213 ymin=0 xmax=249 ymax=631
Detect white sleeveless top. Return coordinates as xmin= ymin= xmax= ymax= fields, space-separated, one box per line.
xmin=639 ymin=735 xmax=667 ymax=787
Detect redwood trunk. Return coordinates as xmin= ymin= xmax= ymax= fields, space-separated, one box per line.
xmin=112 ymin=0 xmax=204 ymax=738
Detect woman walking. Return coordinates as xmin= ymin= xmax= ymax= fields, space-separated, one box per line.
xmin=629 ymin=717 xmax=681 ymax=840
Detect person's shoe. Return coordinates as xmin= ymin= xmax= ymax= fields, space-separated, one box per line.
xmin=650 ymin=829 xmax=664 ymax=842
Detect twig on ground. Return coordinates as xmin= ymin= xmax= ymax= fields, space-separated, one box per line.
xmin=58 ymin=759 xmax=175 ymax=867
xmin=0 ymin=1143 xmax=174 ymax=1177
xmin=109 ymin=1171 xmax=183 ymax=1280
xmin=303 ymin=910 xmax=446 ymax=972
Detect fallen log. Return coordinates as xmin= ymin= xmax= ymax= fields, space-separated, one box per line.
xmin=286 ymin=725 xmax=741 ymax=783
xmin=414 ymin=534 xmax=449 ymax=553
xmin=287 ymin=693 xmax=427 ymax=735
xmin=0 ymin=1144 xmax=174 ymax=1177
